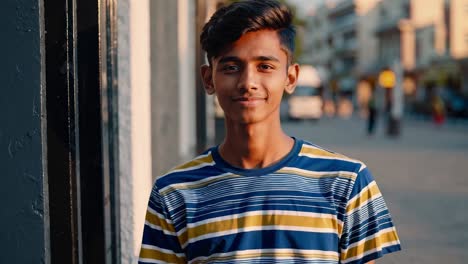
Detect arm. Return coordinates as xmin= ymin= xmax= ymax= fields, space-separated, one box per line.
xmin=139 ymin=186 xmax=186 ymax=264
xmin=366 ymin=261 xmax=375 ymax=264
xmin=339 ymin=167 xmax=401 ymax=264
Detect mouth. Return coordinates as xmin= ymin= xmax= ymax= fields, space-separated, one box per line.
xmin=232 ymin=96 xmax=266 ymax=107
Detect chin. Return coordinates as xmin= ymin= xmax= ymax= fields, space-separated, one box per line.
xmin=232 ymin=114 xmax=269 ymax=125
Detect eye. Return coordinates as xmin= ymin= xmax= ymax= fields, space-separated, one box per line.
xmin=258 ymin=64 xmax=274 ymax=71
xmin=222 ymin=64 xmax=240 ymax=73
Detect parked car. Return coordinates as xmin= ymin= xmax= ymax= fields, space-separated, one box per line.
xmin=288 ymin=85 xmax=323 ymax=120
xmin=287 ymin=65 xmax=324 ymax=120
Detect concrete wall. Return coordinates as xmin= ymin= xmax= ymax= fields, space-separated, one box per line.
xmin=178 ymin=0 xmax=197 ymax=162
xmin=118 ymin=0 xmax=153 ymax=262
xmin=0 ymin=0 xmax=48 ymax=263
xmin=118 ymin=0 xmax=198 ymax=262
xmin=150 ymin=0 xmax=183 ymax=176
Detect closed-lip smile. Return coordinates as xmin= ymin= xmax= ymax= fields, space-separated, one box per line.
xmin=232 ymin=96 xmax=265 ymax=101
xmin=232 ymin=96 xmax=266 ymax=107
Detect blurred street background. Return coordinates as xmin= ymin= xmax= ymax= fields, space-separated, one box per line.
xmin=283 ymin=116 xmax=468 ymax=263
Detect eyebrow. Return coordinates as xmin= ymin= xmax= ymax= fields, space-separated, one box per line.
xmin=218 ymin=55 xmax=280 ymax=64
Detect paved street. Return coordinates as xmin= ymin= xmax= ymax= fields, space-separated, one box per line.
xmin=283 ymin=115 xmax=468 ymax=264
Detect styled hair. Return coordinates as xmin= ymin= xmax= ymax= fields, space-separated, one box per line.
xmin=200 ymin=0 xmax=296 ymax=64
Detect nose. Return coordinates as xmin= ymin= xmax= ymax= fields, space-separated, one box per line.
xmin=237 ymin=65 xmax=258 ymax=92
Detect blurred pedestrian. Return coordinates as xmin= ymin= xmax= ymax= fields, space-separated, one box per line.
xmin=431 ymin=95 xmax=446 ymax=126
xmin=367 ymin=89 xmax=378 ymax=136
xmin=139 ymin=1 xmax=401 ymax=263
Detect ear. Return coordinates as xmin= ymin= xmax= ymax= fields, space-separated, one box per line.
xmin=284 ymin=63 xmax=299 ymax=95
xmin=201 ymin=64 xmax=215 ymax=95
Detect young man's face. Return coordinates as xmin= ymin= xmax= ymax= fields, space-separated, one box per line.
xmin=202 ymin=30 xmax=299 ymax=125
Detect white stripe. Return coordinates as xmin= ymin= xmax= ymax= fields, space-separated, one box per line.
xmin=160 ymin=172 xmax=234 ymax=194
xmin=144 ymin=220 xmax=177 ymax=236
xmin=281 ymin=167 xmax=358 ymax=179
xmin=147 ymin=206 xmax=174 ymax=225
xmin=138 ymin=258 xmax=169 ymax=264
xmin=189 ymin=248 xmax=339 ymax=263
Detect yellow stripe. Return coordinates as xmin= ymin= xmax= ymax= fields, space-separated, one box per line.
xmin=277 ymin=168 xmax=356 ymax=180
xmin=188 ymin=214 xmax=339 ymax=241
xmin=173 ymin=154 xmax=213 ymax=171
xmin=145 ymin=210 xmax=176 ymax=233
xmin=160 ymin=174 xmax=241 ymax=196
xmin=178 ymin=229 xmax=188 ymax=247
xmin=300 ymin=146 xmax=348 ymax=159
xmin=140 ymin=248 xmax=186 ymax=263
xmin=346 ymin=182 xmax=380 ymax=213
xmin=341 ymin=229 xmax=400 ymax=260
xmin=300 ymin=146 xmax=363 ymax=166
xmin=193 ymin=251 xmax=339 ymax=263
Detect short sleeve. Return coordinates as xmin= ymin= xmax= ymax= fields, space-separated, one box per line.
xmin=139 ymin=184 xmax=186 ymax=264
xmin=339 ymin=167 xmax=401 ymax=264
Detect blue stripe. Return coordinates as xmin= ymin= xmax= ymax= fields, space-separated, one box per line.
xmin=295 ymin=155 xmax=361 ymax=173
xmin=141 ymin=225 xmax=184 ymax=254
xmin=345 ymin=244 xmax=402 ymax=264
xmin=348 ymin=168 xmax=375 ymax=199
xmin=156 ymin=165 xmax=225 ymax=188
xmin=186 ymin=230 xmax=340 ymax=261
xmin=187 ymin=201 xmax=338 ymax=223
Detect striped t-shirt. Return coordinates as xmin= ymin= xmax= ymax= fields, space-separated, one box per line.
xmin=139 ymin=138 xmax=401 ymax=264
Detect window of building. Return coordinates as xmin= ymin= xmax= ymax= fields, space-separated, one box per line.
xmin=343 ymin=30 xmax=356 ymax=41
xmin=380 ymin=6 xmax=387 ymax=18
xmin=402 ymin=3 xmax=411 ymax=18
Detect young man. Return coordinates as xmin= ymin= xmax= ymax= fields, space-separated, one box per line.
xmin=139 ymin=1 xmax=401 ymax=263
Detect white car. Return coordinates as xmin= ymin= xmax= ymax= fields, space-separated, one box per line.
xmin=288 ymin=86 xmax=323 ymax=120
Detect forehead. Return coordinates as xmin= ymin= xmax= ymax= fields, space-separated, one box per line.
xmin=214 ymin=30 xmax=288 ymax=63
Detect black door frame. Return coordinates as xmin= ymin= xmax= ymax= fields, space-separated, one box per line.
xmin=44 ymin=0 xmax=120 ymax=262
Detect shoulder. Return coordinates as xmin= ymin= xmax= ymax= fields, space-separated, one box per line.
xmin=154 ymin=149 xmax=218 ymax=190
xmin=297 ymin=139 xmax=367 ymax=174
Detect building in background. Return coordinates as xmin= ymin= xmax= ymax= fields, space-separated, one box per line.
xmin=301 ymin=0 xmax=468 ymax=118
xmin=303 ymin=0 xmax=380 ymax=117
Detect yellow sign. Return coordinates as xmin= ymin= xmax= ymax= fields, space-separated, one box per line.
xmin=378 ymin=70 xmax=396 ymax=88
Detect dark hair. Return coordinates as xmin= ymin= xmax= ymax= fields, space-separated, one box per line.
xmin=200 ymin=0 xmax=296 ymax=64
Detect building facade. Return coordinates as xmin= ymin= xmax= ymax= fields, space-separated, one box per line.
xmin=303 ymin=0 xmax=468 ymax=116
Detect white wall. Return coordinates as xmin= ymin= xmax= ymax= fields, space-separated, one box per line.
xmin=118 ymin=0 xmax=152 ymax=262
xmin=178 ymin=0 xmax=197 ymax=161
xmin=118 ymin=1 xmax=200 ymax=262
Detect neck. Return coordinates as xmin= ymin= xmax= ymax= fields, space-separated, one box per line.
xmin=219 ymin=118 xmax=294 ymax=169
